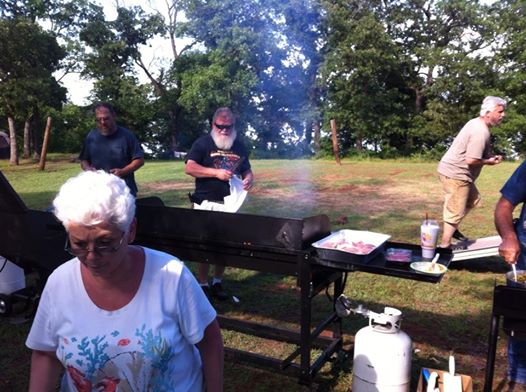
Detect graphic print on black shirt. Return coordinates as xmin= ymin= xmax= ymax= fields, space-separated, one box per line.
xmin=211 ymin=150 xmax=243 ymax=172
xmin=186 ymin=134 xmax=252 ymax=204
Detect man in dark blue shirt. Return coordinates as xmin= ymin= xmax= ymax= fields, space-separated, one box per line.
xmin=79 ymin=103 xmax=144 ymax=196
xmin=495 ymin=160 xmax=526 ymax=385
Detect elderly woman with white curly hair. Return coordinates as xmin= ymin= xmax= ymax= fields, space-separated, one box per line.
xmin=26 ymin=170 xmax=223 ymax=392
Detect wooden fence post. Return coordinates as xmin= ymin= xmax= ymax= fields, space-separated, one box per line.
xmin=330 ymin=119 xmax=341 ymax=165
xmin=39 ymin=116 xmax=52 ymax=171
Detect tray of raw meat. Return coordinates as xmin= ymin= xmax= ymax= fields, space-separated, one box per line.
xmin=311 ymin=230 xmax=391 ymax=264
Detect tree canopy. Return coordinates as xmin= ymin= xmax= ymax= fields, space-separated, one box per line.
xmin=1 ymin=0 xmax=525 ymax=160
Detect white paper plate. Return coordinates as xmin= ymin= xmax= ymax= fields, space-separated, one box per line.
xmin=410 ymin=261 xmax=447 ymax=276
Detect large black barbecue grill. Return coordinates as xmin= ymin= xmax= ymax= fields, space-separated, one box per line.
xmin=134 ymin=200 xmax=345 ymax=383
xmin=134 ymin=200 xmax=331 ymax=274
xmin=0 ymin=170 xmax=458 ymax=385
xmin=0 ymin=172 xmax=70 ymax=274
xmin=0 ymin=172 xmax=345 ymax=383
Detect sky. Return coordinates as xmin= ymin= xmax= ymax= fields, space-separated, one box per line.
xmin=61 ymin=0 xmax=173 ymax=105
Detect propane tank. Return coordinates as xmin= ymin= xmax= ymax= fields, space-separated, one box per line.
xmin=352 ymin=307 xmax=412 ymax=392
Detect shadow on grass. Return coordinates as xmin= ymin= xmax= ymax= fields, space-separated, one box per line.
xmin=185 ymin=259 xmax=510 ymax=390
xmin=3 ymin=254 xmax=507 ymax=391
xmin=1 ymin=259 xmax=508 ymax=391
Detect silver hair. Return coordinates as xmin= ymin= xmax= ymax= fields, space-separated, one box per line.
xmin=480 ymin=96 xmax=507 ymax=116
xmin=212 ymin=107 xmax=235 ymax=124
xmin=53 ymin=170 xmax=135 ymax=232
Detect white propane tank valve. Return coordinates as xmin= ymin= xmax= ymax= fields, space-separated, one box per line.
xmin=351 ymin=306 xmax=412 ymax=392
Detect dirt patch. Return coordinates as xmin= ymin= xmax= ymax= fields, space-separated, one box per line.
xmin=252 ymin=177 xmax=442 ymax=217
xmin=142 ymin=181 xmax=193 ymax=191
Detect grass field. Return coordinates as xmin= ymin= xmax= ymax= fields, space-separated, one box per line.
xmin=0 ymin=156 xmax=523 ymax=391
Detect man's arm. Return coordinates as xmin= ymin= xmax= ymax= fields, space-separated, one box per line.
xmin=28 ymin=350 xmax=63 ymax=392
xmin=241 ymin=169 xmax=254 ymax=190
xmin=196 ymin=319 xmax=224 ymax=392
xmin=80 ymin=160 xmax=95 ymax=171
xmin=466 ymin=155 xmax=502 ymax=167
xmin=110 ymin=157 xmax=145 ymax=178
xmin=185 ymin=159 xmax=232 ymax=181
xmin=495 ymin=196 xmax=521 ymax=264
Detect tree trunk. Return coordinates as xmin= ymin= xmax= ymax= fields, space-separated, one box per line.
xmin=8 ymin=116 xmax=18 ymax=166
xmin=39 ymin=116 xmax=52 ymax=171
xmin=168 ymin=108 xmax=178 ymax=151
xmin=23 ymin=116 xmax=31 ymax=158
xmin=313 ymin=121 xmax=321 ymax=154
xmin=32 ymin=111 xmax=41 ymax=160
xmin=356 ymin=137 xmax=363 ymax=152
xmin=330 ymin=119 xmax=341 ymax=165
xmin=415 ymin=89 xmax=424 ymax=113
xmin=32 ymin=128 xmax=40 ymax=161
xmin=304 ymin=120 xmax=312 ymax=145
xmin=414 ymin=67 xmax=432 ymax=113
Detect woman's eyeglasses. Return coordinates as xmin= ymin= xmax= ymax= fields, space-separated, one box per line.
xmin=214 ymin=123 xmax=234 ymax=130
xmin=64 ymin=233 xmax=126 ymax=257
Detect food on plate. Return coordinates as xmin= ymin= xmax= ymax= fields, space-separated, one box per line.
xmin=385 ymin=248 xmax=412 ymax=262
xmin=424 ymin=263 xmax=443 ymax=273
xmin=320 ymin=238 xmax=376 ymax=255
xmin=410 ymin=261 xmax=447 ymax=275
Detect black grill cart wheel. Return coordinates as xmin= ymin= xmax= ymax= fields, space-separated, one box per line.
xmin=0 ymin=293 xmax=13 ymax=317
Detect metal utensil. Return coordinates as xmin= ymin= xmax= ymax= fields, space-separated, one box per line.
xmin=430 ymin=252 xmax=440 ymax=272
xmin=512 ymin=263 xmax=518 ymax=282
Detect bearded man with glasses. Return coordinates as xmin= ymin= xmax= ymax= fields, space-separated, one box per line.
xmin=185 ymin=107 xmax=254 ymax=301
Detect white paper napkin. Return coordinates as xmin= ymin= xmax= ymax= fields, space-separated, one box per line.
xmin=223 ymin=176 xmax=248 ymax=213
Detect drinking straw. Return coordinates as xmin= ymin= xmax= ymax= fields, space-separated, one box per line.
xmin=425 ymin=212 xmax=428 ymax=225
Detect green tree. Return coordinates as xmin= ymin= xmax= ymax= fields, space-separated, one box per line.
xmin=0 ymin=0 xmax=99 ymax=162
xmin=79 ymin=4 xmax=193 ymax=153
xmin=48 ymin=104 xmax=91 ymax=153
xmin=321 ymin=2 xmax=409 ymax=155
xmin=393 ymin=0 xmax=500 ymax=153
xmin=181 ymin=0 xmax=328 ymax=156
xmin=321 ymin=0 xmax=498 ymax=156
xmin=493 ymin=0 xmax=526 ymax=157
xmin=0 ymin=18 xmax=66 ymax=164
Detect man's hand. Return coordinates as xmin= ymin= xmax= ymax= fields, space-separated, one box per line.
xmin=486 ymin=155 xmax=503 ymax=165
xmin=80 ymin=160 xmax=96 ymax=172
xmin=111 ymin=158 xmax=143 ymax=178
xmin=242 ymin=178 xmax=253 ymax=190
xmin=242 ymin=170 xmax=254 ymax=190
xmin=499 ymin=236 xmax=521 ymax=265
xmin=110 ymin=168 xmax=126 ymax=178
xmin=495 ymin=196 xmax=520 ymax=265
xmin=215 ymin=169 xmax=233 ymax=181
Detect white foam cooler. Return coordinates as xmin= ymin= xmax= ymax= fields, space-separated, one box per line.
xmin=0 ymin=256 xmax=25 ymax=294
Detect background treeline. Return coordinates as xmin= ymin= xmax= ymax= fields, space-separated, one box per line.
xmin=1 ymin=0 xmax=525 ymax=162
